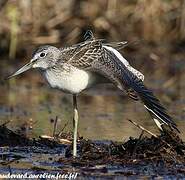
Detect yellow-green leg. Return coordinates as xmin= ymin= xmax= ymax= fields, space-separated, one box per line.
xmin=73 ymin=95 xmax=78 ymax=157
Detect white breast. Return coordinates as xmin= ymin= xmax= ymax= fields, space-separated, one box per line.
xmin=43 ymin=66 xmax=90 ymax=94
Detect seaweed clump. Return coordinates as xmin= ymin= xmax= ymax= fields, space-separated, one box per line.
xmin=0 ymin=122 xmax=185 ymax=177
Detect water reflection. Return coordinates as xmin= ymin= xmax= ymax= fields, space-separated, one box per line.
xmin=0 ymin=71 xmax=184 ymax=142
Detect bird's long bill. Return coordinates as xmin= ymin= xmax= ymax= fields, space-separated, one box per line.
xmin=6 ymin=61 xmax=33 ymax=79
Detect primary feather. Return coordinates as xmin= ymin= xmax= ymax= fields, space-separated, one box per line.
xmin=58 ymin=39 xmax=179 ymax=132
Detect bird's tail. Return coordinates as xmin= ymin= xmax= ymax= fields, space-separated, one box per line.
xmin=102 ymin=43 xmax=179 ymax=133
xmin=128 ymin=75 xmax=179 ymax=133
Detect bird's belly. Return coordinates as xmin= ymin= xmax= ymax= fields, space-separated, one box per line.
xmin=44 ymin=68 xmax=94 ymax=94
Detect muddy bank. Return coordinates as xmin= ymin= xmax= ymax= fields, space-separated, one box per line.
xmin=0 ymin=123 xmax=185 ymax=178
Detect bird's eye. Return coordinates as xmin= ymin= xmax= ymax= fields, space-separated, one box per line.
xmin=40 ymin=52 xmax=46 ymax=58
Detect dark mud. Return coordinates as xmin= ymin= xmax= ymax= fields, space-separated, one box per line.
xmin=1 ymin=123 xmax=185 ymax=179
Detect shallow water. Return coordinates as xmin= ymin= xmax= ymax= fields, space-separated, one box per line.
xmin=0 ymin=69 xmax=184 ymax=141
xmin=0 ymin=57 xmax=185 ymax=178
xmin=0 ymin=139 xmax=184 ymax=179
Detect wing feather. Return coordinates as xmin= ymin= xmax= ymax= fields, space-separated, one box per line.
xmin=59 ymin=40 xmax=179 ymax=132
xmin=103 ymin=49 xmax=179 ymax=132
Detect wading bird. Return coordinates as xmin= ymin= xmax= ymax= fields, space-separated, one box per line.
xmin=7 ymin=31 xmax=179 ymax=157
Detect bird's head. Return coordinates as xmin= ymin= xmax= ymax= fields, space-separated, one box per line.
xmin=7 ymin=45 xmax=60 ymax=79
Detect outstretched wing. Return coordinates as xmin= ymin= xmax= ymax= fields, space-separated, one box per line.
xmin=83 ymin=30 xmax=95 ymax=41
xmin=65 ymin=40 xmax=179 ymax=132
xmin=68 ymin=40 xmax=103 ymax=68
